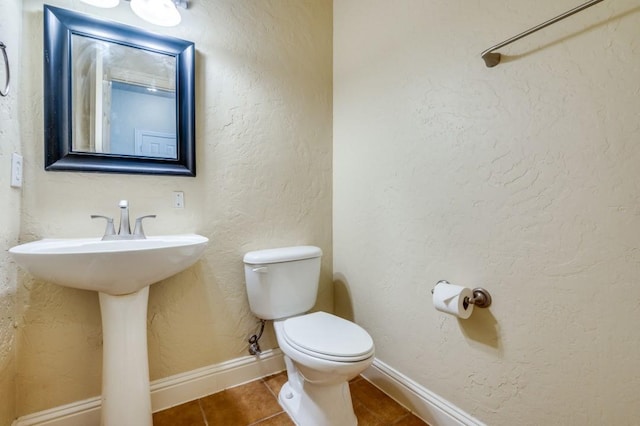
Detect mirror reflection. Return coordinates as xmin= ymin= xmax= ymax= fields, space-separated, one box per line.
xmin=72 ymin=35 xmax=177 ymax=159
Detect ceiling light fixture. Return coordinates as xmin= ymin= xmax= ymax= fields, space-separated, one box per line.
xmin=80 ymin=0 xmax=120 ymax=8
xmin=130 ymin=0 xmax=182 ymax=27
xmin=80 ymin=0 xmax=189 ymax=27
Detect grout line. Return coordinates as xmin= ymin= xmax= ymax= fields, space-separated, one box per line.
xmin=256 ymin=374 xmax=292 ymax=425
xmin=197 ymin=399 xmax=209 ymax=426
xmin=353 ymin=399 xmax=381 ymax=424
xmin=247 ymin=410 xmax=288 ymax=425
xmin=262 ymin=378 xmax=281 ymax=400
xmin=390 ymin=412 xmax=417 ymax=425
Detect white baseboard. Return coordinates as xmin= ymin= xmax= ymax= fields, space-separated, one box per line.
xmin=13 ymin=353 xmax=483 ymax=426
xmin=362 ymin=359 xmax=486 ymax=426
xmin=12 ymin=349 xmax=285 ymax=426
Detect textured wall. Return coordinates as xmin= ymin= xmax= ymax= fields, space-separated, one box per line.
xmin=0 ymin=0 xmax=22 ymax=423
xmin=18 ymin=0 xmax=332 ymax=416
xmin=334 ymin=0 xmax=640 ymax=424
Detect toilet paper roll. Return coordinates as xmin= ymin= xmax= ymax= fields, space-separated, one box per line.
xmin=432 ymin=282 xmax=474 ymax=319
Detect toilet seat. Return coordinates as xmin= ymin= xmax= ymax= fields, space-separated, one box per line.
xmin=282 ymin=311 xmax=374 ymax=362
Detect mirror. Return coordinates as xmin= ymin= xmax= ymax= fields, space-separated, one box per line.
xmin=44 ymin=5 xmax=196 ymax=176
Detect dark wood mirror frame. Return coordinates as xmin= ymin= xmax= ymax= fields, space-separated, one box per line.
xmin=44 ymin=5 xmax=196 ymax=176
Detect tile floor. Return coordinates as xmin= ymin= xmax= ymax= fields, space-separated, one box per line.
xmin=153 ymin=372 xmax=429 ymax=426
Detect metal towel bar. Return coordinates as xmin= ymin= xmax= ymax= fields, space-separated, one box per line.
xmin=0 ymin=41 xmax=9 ymax=97
xmin=481 ymin=0 xmax=606 ymax=68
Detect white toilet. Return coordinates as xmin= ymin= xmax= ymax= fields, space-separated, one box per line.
xmin=243 ymin=246 xmax=375 ymax=426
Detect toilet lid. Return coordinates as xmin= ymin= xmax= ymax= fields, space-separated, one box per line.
xmin=282 ymin=312 xmax=374 ymax=361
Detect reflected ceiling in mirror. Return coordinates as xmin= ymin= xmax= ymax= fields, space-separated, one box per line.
xmin=44 ymin=5 xmax=196 ymax=176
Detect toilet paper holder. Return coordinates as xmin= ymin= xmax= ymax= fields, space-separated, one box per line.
xmin=433 ymin=280 xmax=492 ymax=309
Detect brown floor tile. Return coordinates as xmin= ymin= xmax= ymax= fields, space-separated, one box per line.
xmin=251 ymin=412 xmax=295 ymax=426
xmin=263 ymin=371 xmax=288 ymax=397
xmin=152 ymin=400 xmax=205 ymax=426
xmin=200 ymin=379 xmax=284 ymax=425
xmin=352 ymin=398 xmax=384 ymax=426
xmin=393 ymin=413 xmax=429 ymax=426
xmin=350 ymin=378 xmax=409 ymax=424
xmin=350 ymin=375 xmax=364 ymax=383
xmin=153 ymin=374 xmax=427 ymax=426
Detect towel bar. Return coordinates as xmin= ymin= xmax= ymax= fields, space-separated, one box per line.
xmin=481 ymin=0 xmax=606 ymax=67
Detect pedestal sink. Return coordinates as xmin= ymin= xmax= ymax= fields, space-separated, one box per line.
xmin=9 ymin=234 xmax=208 ymax=426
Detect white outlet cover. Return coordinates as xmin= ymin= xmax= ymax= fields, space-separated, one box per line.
xmin=11 ymin=153 xmax=23 ymax=188
xmin=173 ymin=191 xmax=184 ymax=208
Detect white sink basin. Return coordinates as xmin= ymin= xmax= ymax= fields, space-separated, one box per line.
xmin=9 ymin=234 xmax=208 ymax=295
xmin=9 ymin=233 xmax=208 ymax=426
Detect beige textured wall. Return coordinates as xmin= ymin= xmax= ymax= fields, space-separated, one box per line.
xmin=0 ymin=0 xmax=22 ymax=423
xmin=17 ymin=0 xmax=332 ymax=416
xmin=334 ymin=0 xmax=640 ymax=424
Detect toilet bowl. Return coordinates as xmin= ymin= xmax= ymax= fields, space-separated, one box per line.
xmin=243 ymin=246 xmax=375 ymax=426
xmin=275 ymin=312 xmax=374 ymax=426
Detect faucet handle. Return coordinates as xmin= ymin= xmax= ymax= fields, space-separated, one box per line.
xmin=91 ymin=215 xmax=116 ymax=239
xmin=133 ymin=215 xmax=156 ymax=239
xmin=119 ymin=199 xmax=129 ymax=208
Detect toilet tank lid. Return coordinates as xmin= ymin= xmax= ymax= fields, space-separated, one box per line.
xmin=243 ymin=246 xmax=322 ymax=265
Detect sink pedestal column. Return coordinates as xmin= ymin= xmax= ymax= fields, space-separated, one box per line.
xmin=99 ymin=286 xmax=152 ymax=426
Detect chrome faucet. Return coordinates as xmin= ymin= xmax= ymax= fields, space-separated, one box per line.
xmin=118 ymin=200 xmax=131 ymax=236
xmin=92 ymin=200 xmax=156 ymax=240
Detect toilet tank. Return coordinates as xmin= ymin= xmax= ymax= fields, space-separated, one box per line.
xmin=243 ymin=246 xmax=322 ymax=320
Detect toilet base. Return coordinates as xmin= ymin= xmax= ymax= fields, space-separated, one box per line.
xmin=278 ymin=380 xmax=357 ymax=426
